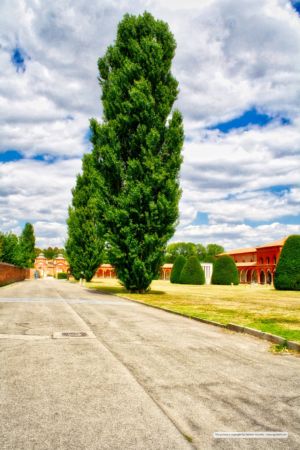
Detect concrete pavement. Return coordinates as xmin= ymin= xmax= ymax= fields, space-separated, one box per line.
xmin=0 ymin=278 xmax=299 ymax=449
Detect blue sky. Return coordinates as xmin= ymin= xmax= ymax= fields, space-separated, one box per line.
xmin=0 ymin=0 xmax=300 ymax=249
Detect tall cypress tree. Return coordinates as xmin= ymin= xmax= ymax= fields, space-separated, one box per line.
xmin=90 ymin=12 xmax=184 ymax=292
xmin=66 ymin=154 xmax=104 ymax=281
xmin=18 ymin=223 xmax=36 ymax=268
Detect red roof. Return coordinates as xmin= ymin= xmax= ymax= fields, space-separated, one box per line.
xmin=256 ymin=237 xmax=287 ymax=249
xmin=219 ymin=236 xmax=288 ymax=256
xmin=218 ymin=247 xmax=256 ymax=256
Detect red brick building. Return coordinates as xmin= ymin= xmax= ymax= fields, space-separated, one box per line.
xmin=219 ymin=237 xmax=287 ymax=285
xmin=94 ymin=264 xmax=116 ymax=278
xmin=34 ymin=253 xmax=69 ymax=278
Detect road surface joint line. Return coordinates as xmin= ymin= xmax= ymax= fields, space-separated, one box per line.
xmin=0 ymin=334 xmax=51 ymax=340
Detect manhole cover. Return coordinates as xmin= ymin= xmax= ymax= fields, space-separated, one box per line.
xmin=52 ymin=331 xmax=96 ymax=339
xmin=61 ymin=332 xmax=88 ymax=337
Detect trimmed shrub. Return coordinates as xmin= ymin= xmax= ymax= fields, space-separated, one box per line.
xmin=211 ymin=255 xmax=239 ymax=285
xmin=179 ymin=256 xmax=205 ymax=285
xmin=274 ymin=235 xmax=300 ymax=290
xmin=57 ymin=272 xmax=68 ymax=280
xmin=170 ymin=255 xmax=186 ymax=284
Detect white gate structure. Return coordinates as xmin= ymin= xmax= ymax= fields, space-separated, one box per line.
xmin=201 ymin=263 xmax=213 ymax=284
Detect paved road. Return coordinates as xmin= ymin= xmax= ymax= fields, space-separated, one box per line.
xmin=0 ymin=279 xmax=299 ymax=450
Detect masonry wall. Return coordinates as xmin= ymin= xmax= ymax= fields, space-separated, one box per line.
xmin=0 ymin=262 xmax=29 ymax=287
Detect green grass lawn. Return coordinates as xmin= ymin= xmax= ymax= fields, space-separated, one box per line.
xmin=86 ymin=279 xmax=300 ymax=343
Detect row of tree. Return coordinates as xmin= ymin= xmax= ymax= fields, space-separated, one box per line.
xmin=35 ymin=246 xmax=65 ymax=260
xmin=164 ymin=242 xmax=224 ymax=263
xmin=0 ymin=223 xmax=36 ymax=268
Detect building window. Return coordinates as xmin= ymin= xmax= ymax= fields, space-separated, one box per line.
xmin=266 ymin=257 xmax=270 ymax=265
xmin=273 ymin=256 xmax=277 ymax=264
xmin=260 ymin=257 xmax=263 ymax=264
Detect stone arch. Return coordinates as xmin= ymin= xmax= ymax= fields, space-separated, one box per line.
xmin=251 ymin=270 xmax=258 ymax=283
xmin=246 ymin=270 xmax=252 ymax=283
xmin=240 ymin=270 xmax=246 ymax=283
xmin=266 ymin=270 xmax=272 ymax=284
xmin=260 ymin=271 xmax=265 ymax=284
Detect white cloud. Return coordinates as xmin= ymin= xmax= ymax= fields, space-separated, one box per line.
xmin=173 ymin=222 xmax=300 ymax=249
xmin=0 ymin=0 xmax=299 ymax=249
xmin=0 ymin=158 xmax=81 ymax=246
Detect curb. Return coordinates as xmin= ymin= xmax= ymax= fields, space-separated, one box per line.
xmin=112 ymin=292 xmax=300 ymax=353
xmin=227 ymin=323 xmax=300 ymax=351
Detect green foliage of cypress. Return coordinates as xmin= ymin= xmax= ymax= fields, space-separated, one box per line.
xmin=274 ymin=235 xmax=300 ymax=291
xmin=179 ymin=256 xmax=205 ymax=285
xmin=90 ymin=12 xmax=184 ymax=292
xmin=18 ymin=223 xmax=36 ymax=268
xmin=211 ymin=255 xmax=239 ymax=285
xmin=66 ymin=154 xmax=104 ymax=282
xmin=170 ymin=255 xmax=186 ymax=283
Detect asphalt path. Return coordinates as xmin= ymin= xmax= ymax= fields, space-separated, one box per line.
xmin=0 ymin=278 xmax=299 ymax=450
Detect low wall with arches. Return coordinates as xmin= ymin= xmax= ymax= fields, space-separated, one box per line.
xmin=239 ymin=267 xmax=274 ymax=285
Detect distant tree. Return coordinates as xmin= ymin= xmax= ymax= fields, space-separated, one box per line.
xmin=170 ymin=255 xmax=186 ymax=283
xmin=205 ymin=243 xmax=225 ymax=263
xmin=18 ymin=223 xmax=36 ymax=268
xmin=179 ymin=256 xmax=205 ymax=285
xmin=274 ymin=235 xmax=300 ymax=291
xmin=211 ymin=255 xmax=239 ymax=285
xmin=195 ymin=243 xmax=207 ymax=262
xmin=2 ymin=233 xmax=19 ymax=265
xmin=43 ymin=247 xmax=54 ymax=259
xmin=165 ymin=242 xmax=224 ymax=263
xmin=43 ymin=247 xmax=62 ymax=259
xmin=90 ymin=12 xmax=183 ymax=292
xmin=66 ymin=153 xmax=104 ymax=281
xmin=165 ymin=242 xmax=196 ymax=263
xmin=35 ymin=247 xmax=42 ymax=257
xmin=0 ymin=232 xmax=4 ymax=261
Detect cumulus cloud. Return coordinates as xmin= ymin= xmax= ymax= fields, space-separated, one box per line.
xmin=0 ymin=0 xmax=299 ymax=248
xmin=0 ymin=158 xmax=81 ymax=246
xmin=174 ymin=222 xmax=300 ymax=249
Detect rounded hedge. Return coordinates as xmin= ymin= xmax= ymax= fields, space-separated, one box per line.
xmin=274 ymin=235 xmax=300 ymax=291
xmin=57 ymin=272 xmax=68 ymax=279
xmin=179 ymin=256 xmax=205 ymax=285
xmin=211 ymin=255 xmax=239 ymax=285
xmin=170 ymin=255 xmax=186 ymax=284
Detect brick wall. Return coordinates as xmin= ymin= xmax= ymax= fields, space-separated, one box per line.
xmin=0 ymin=263 xmax=29 ymax=287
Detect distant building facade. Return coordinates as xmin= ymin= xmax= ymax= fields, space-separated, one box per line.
xmin=218 ymin=237 xmax=286 ymax=285
xmin=94 ymin=262 xmax=213 ymax=283
xmin=94 ymin=264 xmax=116 ymax=278
xmin=34 ymin=253 xmax=69 ymax=278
